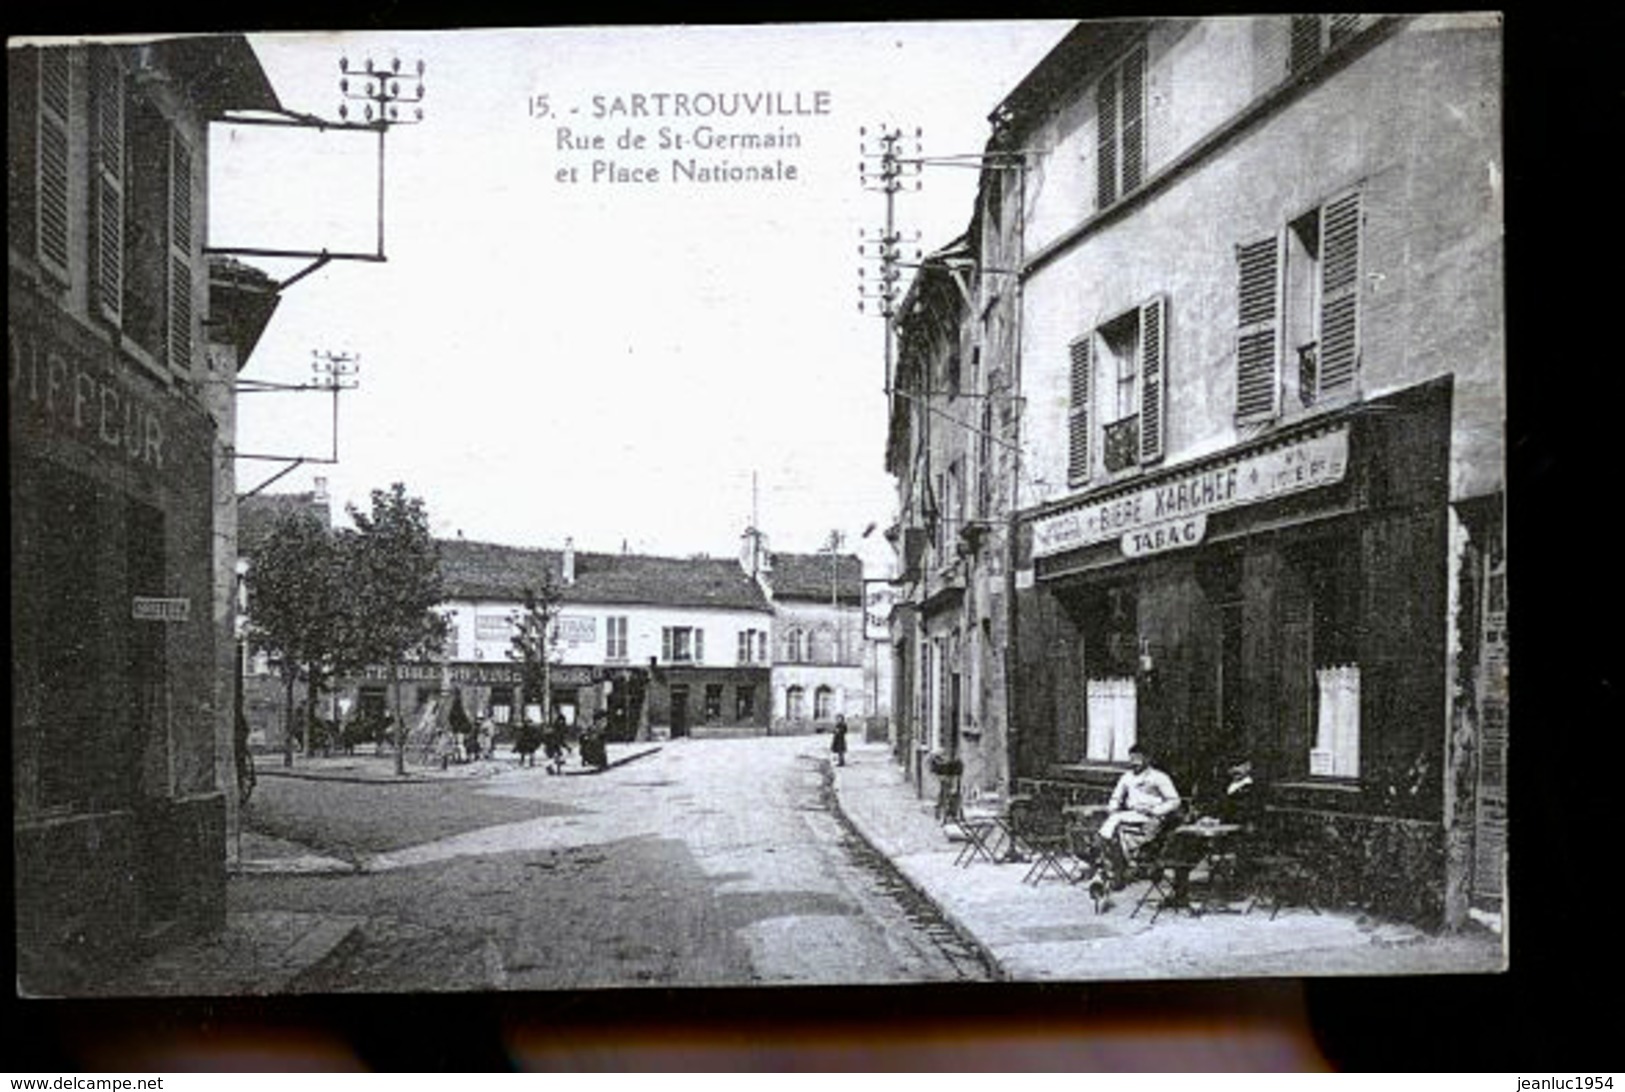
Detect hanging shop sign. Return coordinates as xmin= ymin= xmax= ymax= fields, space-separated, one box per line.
xmin=1032 ymin=426 xmax=1349 ymax=559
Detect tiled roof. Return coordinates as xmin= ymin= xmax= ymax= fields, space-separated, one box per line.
xmin=439 ymin=539 xmax=772 ymax=613
xmin=238 ymin=492 xmax=332 ymax=557
xmin=767 ymin=552 xmax=865 ymax=605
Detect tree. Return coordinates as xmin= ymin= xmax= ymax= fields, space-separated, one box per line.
xmin=346 ymin=483 xmax=446 ymax=775
xmin=244 ymin=510 xmax=340 ymax=768
xmin=508 ymin=573 xmax=564 ymax=743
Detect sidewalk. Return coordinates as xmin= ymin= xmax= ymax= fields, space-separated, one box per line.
xmin=830 ymin=741 xmax=1505 ymax=981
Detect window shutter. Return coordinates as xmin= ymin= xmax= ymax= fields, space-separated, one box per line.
xmin=1328 ymin=14 xmax=1364 ymax=48
xmin=694 ymin=628 xmax=704 ymax=664
xmin=662 ymin=627 xmax=672 ymax=662
xmin=1095 ymin=70 xmax=1117 ymax=210
xmin=1119 ymin=48 xmax=1145 ymax=195
xmin=1235 ymin=234 xmax=1283 ymax=421
xmin=92 ymin=50 xmax=125 ymax=326
xmin=1317 ymin=190 xmax=1362 ymax=397
xmin=36 ymin=49 xmax=72 ymax=279
xmin=1289 ymin=15 xmax=1323 ymax=73
xmin=167 ymin=133 xmax=194 ymax=373
xmin=1139 ymin=295 xmax=1167 ymax=464
xmin=1068 ymin=335 xmax=1093 ymax=484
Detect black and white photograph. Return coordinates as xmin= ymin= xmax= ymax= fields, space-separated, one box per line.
xmin=10 ymin=15 xmax=1508 ymax=1004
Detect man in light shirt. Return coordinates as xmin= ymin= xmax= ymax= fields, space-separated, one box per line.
xmin=1098 ymin=744 xmax=1182 ymax=884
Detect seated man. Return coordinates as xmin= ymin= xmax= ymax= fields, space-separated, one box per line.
xmin=1098 ymin=744 xmax=1182 ymax=885
xmin=1216 ymin=757 xmax=1263 ymax=828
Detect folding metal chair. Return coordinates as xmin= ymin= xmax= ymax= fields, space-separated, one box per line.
xmin=1131 ymin=825 xmax=1208 ymax=923
xmin=947 ymin=790 xmax=1010 ymax=867
xmin=1009 ymin=796 xmax=1082 ymax=885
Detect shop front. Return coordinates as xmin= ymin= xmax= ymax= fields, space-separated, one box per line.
xmin=1012 ymin=378 xmax=1454 ymax=925
xmin=11 ymin=294 xmax=225 ymax=984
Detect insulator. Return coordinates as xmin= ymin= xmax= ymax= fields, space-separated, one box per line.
xmin=391 ymin=57 xmax=401 ymax=73
xmin=340 ymin=56 xmax=349 ymax=72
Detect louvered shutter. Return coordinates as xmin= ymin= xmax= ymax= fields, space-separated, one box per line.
xmin=1289 ymin=15 xmax=1323 ymax=73
xmin=167 ymin=134 xmax=195 ymax=373
xmin=1095 ymin=70 xmax=1117 ymax=211
xmin=1139 ymin=296 xmax=1167 ymax=464
xmin=694 ymin=628 xmax=704 ymax=664
xmin=662 ymin=627 xmax=673 ymax=663
xmin=1328 ymin=14 xmax=1364 ymax=48
xmin=1120 ymin=48 xmax=1145 ymax=195
xmin=1235 ymin=234 xmax=1283 ymax=421
xmin=92 ymin=50 xmax=125 ymax=326
xmin=37 ymin=49 xmax=72 ymax=279
xmin=1067 ymin=335 xmax=1093 ymax=485
xmin=1317 ymin=190 xmax=1362 ymax=398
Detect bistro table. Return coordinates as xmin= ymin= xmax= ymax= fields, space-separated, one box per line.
xmin=1165 ymin=819 xmax=1244 ymax=914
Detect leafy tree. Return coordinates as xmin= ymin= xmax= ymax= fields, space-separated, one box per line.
xmin=508 ymin=574 xmax=564 ymax=746
xmin=346 ymin=483 xmax=446 ymax=775
xmin=245 ymin=510 xmax=339 ymax=768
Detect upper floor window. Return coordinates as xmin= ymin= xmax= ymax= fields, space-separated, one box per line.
xmin=786 ymin=628 xmax=803 ymax=663
xmin=9 ymin=48 xmax=74 ymax=283
xmin=605 ymin=615 xmax=628 ymax=660
xmin=1067 ymin=296 xmax=1167 ymax=486
xmin=1289 ymin=14 xmax=1367 ymax=76
xmin=1095 ymin=44 xmax=1146 ymax=212
xmin=661 ymin=625 xmax=703 ymax=664
xmin=1235 ymin=190 xmax=1362 ymax=422
xmin=737 ymin=627 xmax=768 ymax=664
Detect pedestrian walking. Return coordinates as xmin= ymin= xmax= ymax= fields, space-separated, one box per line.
xmin=831 ymin=714 xmax=849 ymax=767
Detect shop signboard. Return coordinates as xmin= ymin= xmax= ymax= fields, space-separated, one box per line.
xmin=132 ymin=596 xmax=191 ymax=622
xmin=1120 ymin=514 xmax=1207 ymax=558
xmin=1032 ymin=426 xmax=1349 ymax=559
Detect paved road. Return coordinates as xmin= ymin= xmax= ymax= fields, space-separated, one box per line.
xmin=237 ymin=736 xmax=992 ymax=991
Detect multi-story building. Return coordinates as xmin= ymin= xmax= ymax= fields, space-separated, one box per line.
xmin=762 ymin=548 xmax=867 ymax=732
xmin=971 ymin=15 xmax=1502 ymax=929
xmin=345 ymin=538 xmax=776 ymax=744
xmin=9 ymin=37 xmax=282 ymax=989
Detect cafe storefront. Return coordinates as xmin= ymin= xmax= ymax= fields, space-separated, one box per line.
xmin=1010 ymin=377 xmax=1454 ymax=925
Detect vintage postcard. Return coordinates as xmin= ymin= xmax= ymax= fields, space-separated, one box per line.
xmin=10 ymin=16 xmax=1505 ymax=999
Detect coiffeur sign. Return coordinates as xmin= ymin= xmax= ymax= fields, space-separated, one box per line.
xmin=1033 ymin=426 xmax=1349 ymax=560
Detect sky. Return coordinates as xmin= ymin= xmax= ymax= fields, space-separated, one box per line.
xmin=215 ymin=23 xmax=1073 ymax=572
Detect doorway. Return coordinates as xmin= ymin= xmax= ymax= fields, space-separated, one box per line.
xmin=669 ymin=684 xmax=690 ymax=738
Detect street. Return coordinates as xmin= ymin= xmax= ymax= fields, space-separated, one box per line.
xmin=236 ymin=736 xmax=993 ymax=991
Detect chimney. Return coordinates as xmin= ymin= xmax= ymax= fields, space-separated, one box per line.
xmin=562 ymin=537 xmax=576 ymax=586
xmin=313 ymin=475 xmax=329 ymax=503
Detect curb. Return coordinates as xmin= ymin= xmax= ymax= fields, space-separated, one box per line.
xmin=562 ymin=746 xmax=664 ymax=776
xmin=827 ymin=761 xmax=1010 ymax=982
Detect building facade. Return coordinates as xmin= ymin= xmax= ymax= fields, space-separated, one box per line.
xmin=346 ymin=538 xmax=776 ymax=746
xmin=759 ymin=547 xmax=867 ymax=732
xmin=979 ymin=15 xmax=1503 ymax=928
xmin=9 ymin=37 xmax=280 ymax=989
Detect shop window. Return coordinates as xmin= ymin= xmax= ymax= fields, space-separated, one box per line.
xmin=1289 ymin=544 xmax=1363 ymax=778
xmin=787 ymin=685 xmax=805 ymax=721
xmin=1082 ymin=585 xmax=1139 ymax=763
xmin=1095 ymin=43 xmax=1146 ymax=211
xmin=1236 ymin=190 xmax=1362 ymax=422
xmin=606 ymin=615 xmax=628 ymax=660
xmin=735 ymin=686 xmax=756 ymax=721
xmin=661 ymin=625 xmax=703 ymax=663
xmin=704 ymin=685 xmax=723 ymax=722
xmin=814 ymin=685 xmax=834 ymax=721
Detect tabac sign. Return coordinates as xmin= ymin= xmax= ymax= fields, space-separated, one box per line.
xmin=1033 ymin=426 xmax=1349 ymax=560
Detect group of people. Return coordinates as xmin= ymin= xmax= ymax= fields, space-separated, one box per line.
xmin=513 ymin=712 xmax=610 ymax=774
xmin=1091 ymin=743 xmax=1262 ymax=891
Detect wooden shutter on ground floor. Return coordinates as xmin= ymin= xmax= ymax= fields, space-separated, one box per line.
xmin=1068 ymin=334 xmax=1092 ymax=485
xmin=1235 ymin=234 xmax=1283 ymax=421
xmin=1138 ymin=295 xmax=1167 ymax=464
